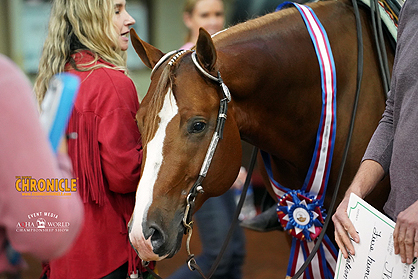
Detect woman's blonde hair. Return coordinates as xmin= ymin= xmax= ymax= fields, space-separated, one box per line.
xmin=34 ymin=0 xmax=127 ymax=104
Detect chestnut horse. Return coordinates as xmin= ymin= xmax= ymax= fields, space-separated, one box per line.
xmin=128 ymin=0 xmax=394 ymax=269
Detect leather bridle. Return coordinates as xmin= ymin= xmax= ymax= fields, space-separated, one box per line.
xmin=142 ymin=49 xmax=243 ymax=279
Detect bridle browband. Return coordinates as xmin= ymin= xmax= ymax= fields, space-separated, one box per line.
xmin=150 ymin=50 xmax=180 ymax=78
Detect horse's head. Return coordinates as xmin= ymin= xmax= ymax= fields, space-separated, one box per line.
xmin=128 ymin=28 xmax=242 ymax=261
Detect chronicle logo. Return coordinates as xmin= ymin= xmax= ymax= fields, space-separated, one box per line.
xmin=16 ymin=211 xmax=70 ymax=233
xmin=15 ymin=176 xmax=77 ymax=197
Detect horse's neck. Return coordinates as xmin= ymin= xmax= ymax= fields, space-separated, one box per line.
xmin=215 ymin=12 xmax=322 ymax=171
xmin=213 ymin=1 xmax=352 ymax=189
xmin=214 ymin=0 xmax=393 ymax=192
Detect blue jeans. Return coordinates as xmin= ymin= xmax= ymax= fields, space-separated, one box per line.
xmin=167 ymin=189 xmax=246 ymax=279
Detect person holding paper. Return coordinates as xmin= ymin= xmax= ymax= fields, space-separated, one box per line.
xmin=34 ymin=0 xmax=153 ymax=278
xmin=332 ymin=0 xmax=418 ymax=266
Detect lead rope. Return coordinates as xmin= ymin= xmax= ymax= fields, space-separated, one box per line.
xmin=141 ymin=260 xmax=162 ymax=279
xmin=142 ymin=146 xmax=258 ymax=279
xmin=205 ymin=146 xmax=258 ymax=278
xmin=185 ymin=146 xmax=259 ymax=279
xmin=183 ymin=188 xmax=208 ymax=279
xmin=370 ymin=0 xmax=391 ymax=95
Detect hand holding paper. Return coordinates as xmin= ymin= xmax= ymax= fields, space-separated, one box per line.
xmin=334 ymin=193 xmax=418 ymax=279
xmin=333 ymin=159 xmax=386 ymax=259
xmin=333 ymin=192 xmax=360 ymax=258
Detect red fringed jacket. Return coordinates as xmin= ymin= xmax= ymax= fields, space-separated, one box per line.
xmin=47 ymin=50 xmax=153 ymax=278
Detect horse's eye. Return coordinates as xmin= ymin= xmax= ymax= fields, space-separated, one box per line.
xmin=190 ymin=121 xmax=206 ymax=133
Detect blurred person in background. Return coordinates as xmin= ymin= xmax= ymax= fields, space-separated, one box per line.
xmin=0 ymin=54 xmax=83 ymax=279
xmin=180 ymin=0 xmax=226 ymax=50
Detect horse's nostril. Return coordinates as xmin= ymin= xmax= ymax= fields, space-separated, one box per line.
xmin=151 ymin=227 xmax=162 ymax=243
xmin=149 ymin=225 xmax=165 ymax=252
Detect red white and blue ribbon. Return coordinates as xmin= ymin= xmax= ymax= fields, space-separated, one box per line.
xmin=261 ymin=2 xmax=338 ymax=278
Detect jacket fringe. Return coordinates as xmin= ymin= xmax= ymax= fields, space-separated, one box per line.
xmin=68 ymin=110 xmax=105 ymax=206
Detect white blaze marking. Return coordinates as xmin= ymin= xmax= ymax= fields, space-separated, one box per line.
xmin=129 ymin=88 xmax=178 ymax=261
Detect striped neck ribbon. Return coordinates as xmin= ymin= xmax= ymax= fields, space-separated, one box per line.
xmin=261 ymin=2 xmax=338 ymax=278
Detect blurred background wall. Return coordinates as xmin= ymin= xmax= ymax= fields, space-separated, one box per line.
xmin=0 ymin=0 xmax=211 ymax=100
xmin=0 ymin=0 xmax=284 ymax=99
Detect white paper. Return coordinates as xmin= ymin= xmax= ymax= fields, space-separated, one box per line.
xmin=334 ymin=193 xmax=418 ymax=279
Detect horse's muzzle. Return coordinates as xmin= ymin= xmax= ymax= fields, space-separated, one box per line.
xmin=128 ymin=211 xmax=184 ymax=261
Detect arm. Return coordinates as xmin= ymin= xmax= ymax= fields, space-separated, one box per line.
xmin=333 ymin=66 xmax=395 ymax=257
xmin=0 ymin=55 xmax=83 ymax=261
xmin=97 ymin=73 xmax=142 ymax=193
xmin=389 ymin=1 xmax=418 ymax=264
xmin=332 ymin=159 xmax=385 ymax=258
xmin=98 ymin=107 xmax=143 ymax=193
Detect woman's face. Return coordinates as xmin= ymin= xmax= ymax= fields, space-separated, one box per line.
xmin=113 ymin=0 xmax=135 ymax=51
xmin=184 ymin=0 xmax=225 ymax=40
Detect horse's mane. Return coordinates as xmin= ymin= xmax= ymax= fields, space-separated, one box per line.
xmin=213 ymin=6 xmax=297 ymax=44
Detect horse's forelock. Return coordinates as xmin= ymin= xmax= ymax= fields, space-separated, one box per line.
xmin=143 ymin=52 xmax=194 ymax=145
xmin=143 ymin=65 xmax=173 ymax=145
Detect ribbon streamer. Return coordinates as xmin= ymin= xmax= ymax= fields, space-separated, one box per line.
xmin=261 ymin=2 xmax=339 ymax=278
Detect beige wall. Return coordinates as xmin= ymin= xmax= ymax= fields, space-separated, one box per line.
xmin=0 ymin=0 xmax=24 ymax=65
xmin=0 ymin=2 xmax=9 ymax=56
xmin=129 ymin=0 xmax=187 ymax=100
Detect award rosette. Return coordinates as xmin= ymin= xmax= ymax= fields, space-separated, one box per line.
xmin=277 ymin=190 xmax=325 ymax=241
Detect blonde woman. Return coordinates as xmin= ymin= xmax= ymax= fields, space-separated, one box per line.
xmin=35 ymin=0 xmax=152 ymax=278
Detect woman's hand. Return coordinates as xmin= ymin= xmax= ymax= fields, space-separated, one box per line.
xmin=332 ymin=193 xmax=360 ymax=258
xmin=394 ymin=200 xmax=418 ymax=264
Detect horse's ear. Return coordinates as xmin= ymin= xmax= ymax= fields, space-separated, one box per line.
xmin=195 ymin=28 xmax=217 ymax=71
xmin=130 ymin=28 xmax=164 ymax=69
